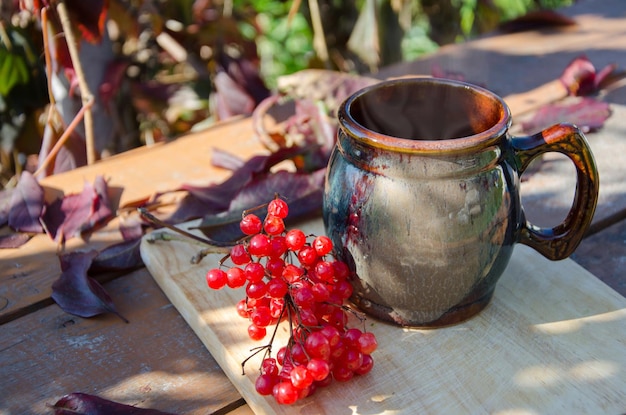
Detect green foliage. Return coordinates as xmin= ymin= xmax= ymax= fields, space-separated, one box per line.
xmin=0 ymin=49 xmax=29 ymax=96
xmin=0 ymin=0 xmax=577 ymax=187
xmin=239 ymin=0 xmax=575 ymax=83
xmin=0 ymin=23 xmax=47 ymax=183
xmin=401 ymin=25 xmax=439 ymax=61
xmin=492 ymin=0 xmax=574 ymax=21
xmin=236 ymin=1 xmax=314 ymax=89
xmin=0 ymin=26 xmax=40 ymax=98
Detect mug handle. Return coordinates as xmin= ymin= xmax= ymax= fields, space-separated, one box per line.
xmin=512 ymin=123 xmax=599 ymax=260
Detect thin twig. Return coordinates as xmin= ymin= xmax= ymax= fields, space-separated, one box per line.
xmin=138 ymin=208 xmax=234 ymax=247
xmin=307 ymin=0 xmax=329 ymax=65
xmin=56 ymin=0 xmax=97 ymax=165
xmin=42 ymin=7 xmax=62 ymax=152
xmin=190 ymin=247 xmax=231 ymax=264
xmin=33 ymin=98 xmax=93 ymax=177
xmin=41 ymin=8 xmax=56 ymax=108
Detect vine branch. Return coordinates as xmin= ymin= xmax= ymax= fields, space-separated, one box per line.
xmin=56 ymin=0 xmax=97 ymax=165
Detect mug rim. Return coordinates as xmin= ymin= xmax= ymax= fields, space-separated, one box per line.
xmin=338 ymin=77 xmax=512 ymax=153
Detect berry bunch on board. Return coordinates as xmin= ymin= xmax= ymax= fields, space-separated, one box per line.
xmin=205 ymin=197 xmax=377 ymax=405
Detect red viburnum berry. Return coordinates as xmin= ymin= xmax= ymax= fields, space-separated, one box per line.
xmin=240 ymin=214 xmax=262 ymax=235
xmin=205 ymin=198 xmax=376 ymax=405
xmin=206 ymin=268 xmax=227 ymax=289
xmin=268 ymin=198 xmax=289 ymax=218
xmin=285 ymin=229 xmax=306 ymax=251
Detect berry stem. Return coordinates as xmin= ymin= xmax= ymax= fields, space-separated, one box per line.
xmin=242 ymin=202 xmax=270 ymax=217
xmin=241 ymin=294 xmax=288 ymax=375
xmin=139 ymin=208 xmax=234 ymax=248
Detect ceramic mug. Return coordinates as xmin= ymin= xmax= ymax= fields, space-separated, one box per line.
xmin=322 ymin=77 xmax=599 ymax=328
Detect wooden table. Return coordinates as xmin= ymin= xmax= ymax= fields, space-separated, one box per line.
xmin=2 ymin=0 xmax=625 ymax=413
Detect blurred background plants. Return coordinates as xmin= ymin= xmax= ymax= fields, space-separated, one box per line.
xmin=0 ymin=0 xmax=574 ymax=189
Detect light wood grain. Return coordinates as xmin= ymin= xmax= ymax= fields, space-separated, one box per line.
xmin=0 ymin=268 xmax=243 ymax=415
xmin=140 ymin=218 xmax=626 ymax=414
xmin=0 ymin=118 xmax=267 ymax=323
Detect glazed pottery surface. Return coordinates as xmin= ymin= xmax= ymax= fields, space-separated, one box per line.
xmin=323 ymin=78 xmax=599 ymax=327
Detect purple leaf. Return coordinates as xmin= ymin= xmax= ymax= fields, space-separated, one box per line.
xmin=0 ymin=187 xmax=13 ymax=227
xmin=229 ymin=169 xmax=325 ymax=213
xmin=214 ymin=70 xmax=256 ymax=119
xmin=99 ymin=59 xmax=129 ymax=107
xmin=51 ymin=250 xmax=128 ymax=322
xmin=119 ymin=215 xmax=145 ymax=241
xmin=254 ymin=71 xmax=376 ymax=156
xmin=180 ymin=154 xmax=276 ymax=209
xmin=211 ymin=147 xmax=245 ymax=171
xmin=166 ymin=146 xmax=314 ymax=223
xmin=90 ymin=176 xmax=114 ymax=225
xmin=160 ymin=193 xmax=211 ymax=225
xmin=521 ymin=97 xmax=611 ymax=134
xmin=42 ymin=176 xmax=114 ymax=242
xmin=285 ymin=99 xmax=336 ymax=172
xmin=8 ymin=171 xmax=44 ymax=233
xmin=52 ymin=392 xmax=177 ymax=415
xmin=0 ymin=233 xmax=31 ymax=249
xmin=194 ymin=169 xmax=325 ymax=242
xmin=37 ymin=127 xmax=88 ymax=178
xmin=560 ymin=55 xmax=618 ymax=96
xmin=89 ymin=238 xmax=144 ymax=273
xmin=217 ymin=55 xmax=270 ymax=105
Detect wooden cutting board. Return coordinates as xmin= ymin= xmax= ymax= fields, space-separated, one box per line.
xmin=140 ymin=218 xmax=626 ymax=414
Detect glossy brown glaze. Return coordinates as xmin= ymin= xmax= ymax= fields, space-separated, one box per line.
xmin=323 ymin=78 xmax=599 ymax=327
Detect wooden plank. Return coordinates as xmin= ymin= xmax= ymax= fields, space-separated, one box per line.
xmin=519 ymin=104 xmax=626 ymax=236
xmin=0 ymin=268 xmax=243 ymax=415
xmin=4 ymin=0 xmax=626 ymax=324
xmin=502 ymin=80 xmax=565 ymax=117
xmin=1 ymin=79 xmax=618 ymax=324
xmin=140 ymin=218 xmax=626 ymax=414
xmin=226 ymin=404 xmax=255 ymax=415
xmin=38 ymin=117 xmax=266 ymax=207
xmin=376 ymin=0 xmax=626 ymax=99
xmin=3 ymin=0 xmax=626 ymax=336
xmin=0 ymin=118 xmax=267 ymax=323
xmin=573 ymin=218 xmax=626 ymax=297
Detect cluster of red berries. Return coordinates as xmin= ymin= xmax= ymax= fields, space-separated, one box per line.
xmin=205 ymin=197 xmax=377 ymax=405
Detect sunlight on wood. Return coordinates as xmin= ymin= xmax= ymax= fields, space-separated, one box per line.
xmin=531 ymin=308 xmax=626 ymax=335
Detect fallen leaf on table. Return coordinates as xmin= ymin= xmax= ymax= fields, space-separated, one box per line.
xmin=162 ymin=146 xmax=314 ymax=224
xmin=521 ymin=97 xmax=611 ymax=134
xmin=560 ymin=55 xmax=618 ymax=96
xmin=89 ymin=238 xmax=144 ymax=273
xmin=0 ymin=233 xmax=31 ymax=249
xmin=51 ymin=250 xmax=128 ymax=322
xmin=42 ymin=175 xmax=114 ymax=242
xmin=51 ymin=392 xmax=177 ymax=415
xmin=148 ymin=70 xmax=374 ymax=241
xmin=8 ymin=171 xmax=45 ymax=233
xmin=210 ymin=146 xmax=246 ymax=171
xmin=194 ymin=169 xmax=325 ymax=243
xmin=118 ymin=214 xmax=146 ymax=241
